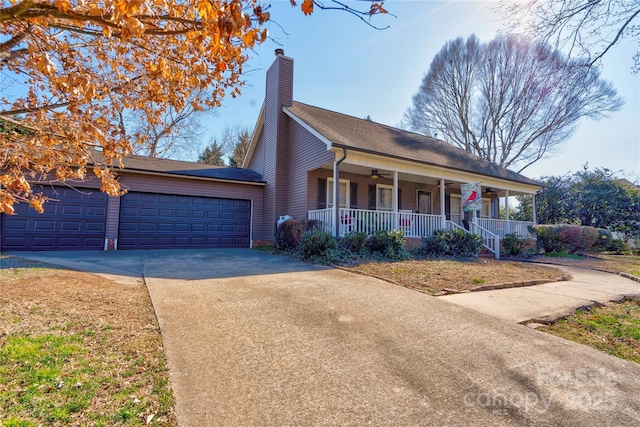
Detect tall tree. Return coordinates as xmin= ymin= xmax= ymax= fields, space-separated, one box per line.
xmin=126 ymin=93 xmax=207 ymax=160
xmin=404 ymin=35 xmax=623 ymax=173
xmin=228 ymin=128 xmax=251 ymax=167
xmin=198 ymin=139 xmax=226 ymax=166
xmin=534 ymin=166 xmax=640 ymax=241
xmin=535 ymin=175 xmax=573 ymax=225
xmin=501 ymin=0 xmax=640 ymax=72
xmin=0 ymin=0 xmax=388 ymax=214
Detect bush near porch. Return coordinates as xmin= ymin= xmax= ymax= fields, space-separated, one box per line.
xmin=529 ymin=225 xmax=612 ymax=255
xmin=271 ymin=220 xmax=567 ymax=294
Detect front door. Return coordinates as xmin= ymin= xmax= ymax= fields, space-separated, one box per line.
xmin=417 ymin=190 xmax=432 ymax=214
xmin=450 ymin=195 xmax=462 ymax=225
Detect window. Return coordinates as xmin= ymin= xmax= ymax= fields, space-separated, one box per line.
xmin=327 ymin=178 xmax=350 ymax=208
xmin=376 ymin=184 xmax=393 ymax=211
xmin=481 ymin=198 xmax=491 ymax=218
xmin=417 ymin=190 xmax=432 ymax=214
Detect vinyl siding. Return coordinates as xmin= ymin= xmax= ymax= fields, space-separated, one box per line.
xmin=247 ymin=127 xmax=265 ymax=175
xmin=261 ymin=54 xmax=293 ymax=239
xmin=286 ymin=119 xmax=334 ymax=220
xmin=274 ymin=57 xmax=293 ymax=225
xmin=105 ymin=196 xmax=120 ymax=240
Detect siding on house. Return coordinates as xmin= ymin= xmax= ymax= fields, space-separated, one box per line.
xmin=285 ymin=119 xmax=335 ymax=220
xmin=247 ymin=127 xmax=265 ymax=175
xmin=261 ymin=53 xmax=293 ymax=239
xmin=105 ymin=196 xmax=121 ymax=241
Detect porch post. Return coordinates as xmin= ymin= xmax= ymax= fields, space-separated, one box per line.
xmin=440 ymin=178 xmax=446 ymax=229
xmin=505 ymin=189 xmax=510 ymax=234
xmin=533 ymin=191 xmax=538 ymax=224
xmin=393 ymin=171 xmax=399 ymax=212
xmin=393 ymin=171 xmax=399 ymax=230
xmin=333 ymin=161 xmax=340 ymax=237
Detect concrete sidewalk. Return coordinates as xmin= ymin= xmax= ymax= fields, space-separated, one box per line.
xmin=440 ymin=265 xmax=640 ymax=323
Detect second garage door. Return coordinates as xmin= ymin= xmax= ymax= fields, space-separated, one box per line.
xmin=118 ymin=192 xmax=251 ymax=249
xmin=0 ymin=186 xmax=107 ymax=251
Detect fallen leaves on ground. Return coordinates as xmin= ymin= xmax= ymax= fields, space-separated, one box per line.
xmin=0 ymin=255 xmax=176 ymax=426
xmin=346 ymin=258 xmax=563 ymax=294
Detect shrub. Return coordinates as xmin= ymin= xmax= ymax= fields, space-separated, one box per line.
xmin=339 ymin=231 xmax=368 ymax=254
xmin=530 ymin=224 xmax=600 ymax=255
xmin=275 ymin=219 xmax=320 ymax=250
xmin=422 ymin=229 xmax=483 ymax=258
xmin=367 ymin=230 xmax=409 ymax=260
xmin=502 ymin=233 xmax=530 ymax=256
xmin=298 ymin=230 xmax=338 ymax=262
xmin=606 ymin=239 xmax=630 ymax=254
xmin=422 ymin=231 xmax=450 ymax=256
xmin=530 ymin=225 xmax=566 ymax=253
xmin=593 ymin=229 xmax=613 ymax=250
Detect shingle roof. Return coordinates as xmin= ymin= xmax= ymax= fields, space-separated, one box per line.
xmin=90 ymin=152 xmax=264 ymax=183
xmin=285 ymin=102 xmax=541 ymax=187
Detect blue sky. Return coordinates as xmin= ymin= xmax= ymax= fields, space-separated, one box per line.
xmin=206 ymin=0 xmax=639 ymax=180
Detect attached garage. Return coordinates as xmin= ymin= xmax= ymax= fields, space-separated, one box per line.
xmin=1 ymin=186 xmax=108 ymax=251
xmin=1 ymin=154 xmax=265 ymax=252
xmin=117 ymin=192 xmax=251 ymax=249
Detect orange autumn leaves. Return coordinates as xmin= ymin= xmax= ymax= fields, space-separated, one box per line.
xmin=0 ymin=0 xmax=386 ymax=215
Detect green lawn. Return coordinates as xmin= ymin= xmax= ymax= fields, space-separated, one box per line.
xmin=545 ymin=297 xmax=640 ymax=364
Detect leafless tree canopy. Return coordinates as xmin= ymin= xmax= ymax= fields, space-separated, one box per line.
xmin=126 ymin=95 xmax=208 ymax=160
xmin=404 ymin=34 xmax=623 ymax=173
xmin=501 ymin=0 xmax=640 ymax=72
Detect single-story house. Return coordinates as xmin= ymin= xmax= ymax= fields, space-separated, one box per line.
xmin=1 ymin=50 xmax=542 ymax=257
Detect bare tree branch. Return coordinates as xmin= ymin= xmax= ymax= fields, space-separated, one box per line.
xmin=404 ymin=34 xmax=623 ymax=173
xmin=501 ymin=0 xmax=640 ymax=72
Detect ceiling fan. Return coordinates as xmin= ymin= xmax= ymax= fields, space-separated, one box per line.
xmin=370 ymin=169 xmax=391 ymax=179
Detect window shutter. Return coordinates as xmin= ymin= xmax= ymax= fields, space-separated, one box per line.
xmin=368 ymin=184 xmax=376 ymax=210
xmin=398 ymin=188 xmax=402 ymax=211
xmin=445 ymin=194 xmax=451 ymax=220
xmin=317 ymin=178 xmax=327 ymax=209
xmin=350 ymin=182 xmax=358 ymax=209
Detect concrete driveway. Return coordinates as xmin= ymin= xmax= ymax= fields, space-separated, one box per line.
xmin=8 ymin=249 xmax=640 ymax=426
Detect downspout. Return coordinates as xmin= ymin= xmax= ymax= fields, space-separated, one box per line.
xmin=333 ymin=148 xmax=348 ymax=237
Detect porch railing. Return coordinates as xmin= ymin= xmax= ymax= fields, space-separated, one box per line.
xmin=308 ymin=208 xmax=501 ymax=259
xmin=469 ymin=221 xmax=500 ymax=260
xmin=308 ymin=208 xmax=443 ymax=238
xmin=476 ymin=218 xmax=534 ymax=239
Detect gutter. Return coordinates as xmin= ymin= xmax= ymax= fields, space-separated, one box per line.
xmin=333 ymin=147 xmax=347 ymax=237
xmin=117 ymin=169 xmax=266 ymax=186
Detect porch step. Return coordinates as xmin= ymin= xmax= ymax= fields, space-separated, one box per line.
xmin=478 ymin=247 xmax=495 ymax=259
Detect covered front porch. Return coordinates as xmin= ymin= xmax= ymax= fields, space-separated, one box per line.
xmin=305 ymin=149 xmax=540 ymax=259
xmin=309 ymin=208 xmax=534 ymax=240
